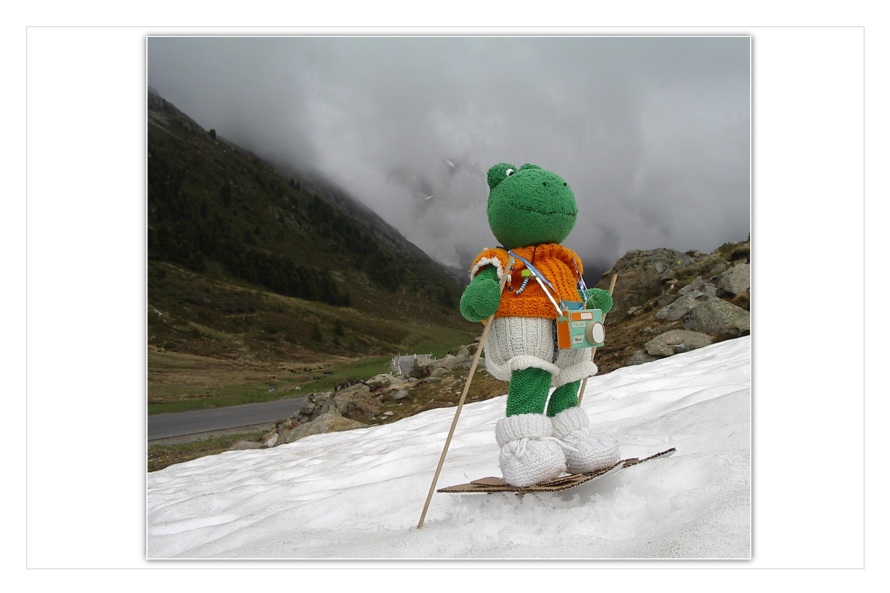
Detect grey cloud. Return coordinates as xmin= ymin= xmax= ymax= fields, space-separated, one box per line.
xmin=147 ymin=36 xmax=750 ymax=274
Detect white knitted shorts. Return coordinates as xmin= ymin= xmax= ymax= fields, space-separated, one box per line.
xmin=483 ymin=316 xmax=598 ymax=388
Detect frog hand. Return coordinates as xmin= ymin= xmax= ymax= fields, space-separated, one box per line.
xmin=584 ymin=287 xmax=613 ymax=314
xmin=459 ymin=268 xmax=502 ymax=322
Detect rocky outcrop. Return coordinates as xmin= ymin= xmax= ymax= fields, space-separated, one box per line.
xmin=282 ymin=411 xmax=367 ymax=443
xmin=330 ymin=383 xmax=382 ymax=422
xmin=597 ymin=240 xmax=751 ymax=367
xmin=719 ymin=263 xmax=750 ymax=296
xmin=365 ymin=373 xmax=395 ymax=391
xmin=644 ymin=329 xmax=715 ymax=357
xmin=241 ymin=347 xmax=477 ymax=451
xmin=684 ymin=296 xmax=750 ymax=337
xmin=656 ymin=294 xmax=705 ymax=321
xmin=599 ymin=248 xmax=699 ymax=312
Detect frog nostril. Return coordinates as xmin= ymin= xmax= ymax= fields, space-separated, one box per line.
xmin=563 ymin=182 xmax=567 ymax=187
xmin=543 ymin=182 xmax=548 ymax=187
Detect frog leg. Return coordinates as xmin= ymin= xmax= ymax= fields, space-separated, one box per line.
xmin=546 ymin=380 xmax=581 ymax=417
xmin=505 ymin=367 xmax=551 ymax=416
xmin=547 ymin=380 xmax=619 ymax=474
xmin=496 ymin=367 xmax=566 ymax=487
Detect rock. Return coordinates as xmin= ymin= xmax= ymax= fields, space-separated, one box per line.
xmin=437 ymin=354 xmax=468 ymax=371
xmin=719 ymin=263 xmax=750 ymax=296
xmin=684 ymin=297 xmax=750 ymax=336
xmin=263 ymin=431 xmax=279 ymax=448
xmin=656 ymin=294 xmax=677 ymax=308
xmin=678 ymin=276 xmax=705 ymax=295
xmin=644 ymin=329 xmax=715 ymax=357
xmin=279 ymin=425 xmax=302 ymax=444
xmin=656 ymin=294 xmax=704 ymax=321
xmin=382 ymin=377 xmax=417 ymax=396
xmin=384 ymin=388 xmax=410 ymax=401
xmin=293 ymin=385 xmax=377 ymax=427
xmin=430 ymin=366 xmax=452 ymax=378
xmin=710 ymin=262 xmax=728 ymax=276
xmin=286 ymin=410 xmax=367 ymax=442
xmin=336 ymin=382 xmax=371 ymax=396
xmin=332 ymin=383 xmax=381 ymax=421
xmin=298 ymin=392 xmax=335 ymax=418
xmin=366 ymin=373 xmax=395 ymax=391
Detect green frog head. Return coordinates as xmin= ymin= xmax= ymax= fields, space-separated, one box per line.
xmin=486 ymin=163 xmax=578 ymax=249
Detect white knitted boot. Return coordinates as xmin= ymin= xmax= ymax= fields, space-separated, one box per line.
xmin=495 ymin=414 xmax=567 ymax=487
xmin=551 ymin=406 xmax=620 ymax=474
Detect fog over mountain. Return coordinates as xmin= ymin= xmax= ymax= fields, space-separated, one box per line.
xmin=147 ymin=36 xmax=750 ymax=275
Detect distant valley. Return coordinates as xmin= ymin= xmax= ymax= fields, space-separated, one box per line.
xmin=147 ymin=90 xmax=478 ymax=414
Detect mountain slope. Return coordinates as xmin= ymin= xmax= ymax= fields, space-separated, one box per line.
xmin=147 ymin=90 xmax=475 ymax=367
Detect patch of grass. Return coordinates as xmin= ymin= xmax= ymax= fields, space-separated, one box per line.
xmin=407 ymin=327 xmax=478 ymax=358
xmin=147 ymin=349 xmax=310 ymax=414
xmin=298 ymin=355 xmax=392 ymax=393
xmin=148 ymin=383 xmax=304 ymax=414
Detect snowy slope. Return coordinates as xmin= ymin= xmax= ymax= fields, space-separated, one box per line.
xmin=146 ymin=336 xmax=751 ymax=559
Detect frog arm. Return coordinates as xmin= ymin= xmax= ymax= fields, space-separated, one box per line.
xmin=459 ymin=265 xmax=503 ymax=322
xmin=584 ymin=287 xmax=613 ymax=314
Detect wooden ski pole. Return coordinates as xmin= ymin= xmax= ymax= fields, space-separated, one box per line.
xmin=417 ymin=256 xmax=514 ymax=529
xmin=578 ymin=273 xmax=618 ymax=406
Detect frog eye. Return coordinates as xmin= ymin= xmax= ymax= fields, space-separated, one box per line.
xmin=487 ymin=163 xmax=518 ymax=189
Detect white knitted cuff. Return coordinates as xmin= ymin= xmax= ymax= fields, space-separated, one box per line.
xmin=496 ymin=413 xmax=554 ymax=447
xmin=551 ymin=406 xmax=590 ymax=439
xmin=470 ymin=256 xmax=504 ymax=281
xmin=508 ymin=355 xmax=560 ymax=377
xmin=552 ymin=360 xmax=598 ymax=388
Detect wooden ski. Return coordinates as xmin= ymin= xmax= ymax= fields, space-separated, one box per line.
xmin=437 ymin=448 xmax=676 ymax=494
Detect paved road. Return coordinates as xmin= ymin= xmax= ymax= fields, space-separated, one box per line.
xmin=148 ymin=396 xmax=306 ymax=440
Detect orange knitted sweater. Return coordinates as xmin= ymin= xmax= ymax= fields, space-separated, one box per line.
xmin=470 ymin=243 xmax=585 ymax=319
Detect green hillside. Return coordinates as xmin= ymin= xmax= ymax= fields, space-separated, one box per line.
xmin=147 ymin=90 xmax=477 ymax=413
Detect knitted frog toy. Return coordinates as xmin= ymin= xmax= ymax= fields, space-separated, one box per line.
xmin=460 ymin=163 xmax=619 ymax=487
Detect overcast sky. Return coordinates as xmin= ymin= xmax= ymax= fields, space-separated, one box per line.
xmin=146 ymin=36 xmax=750 ymax=275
